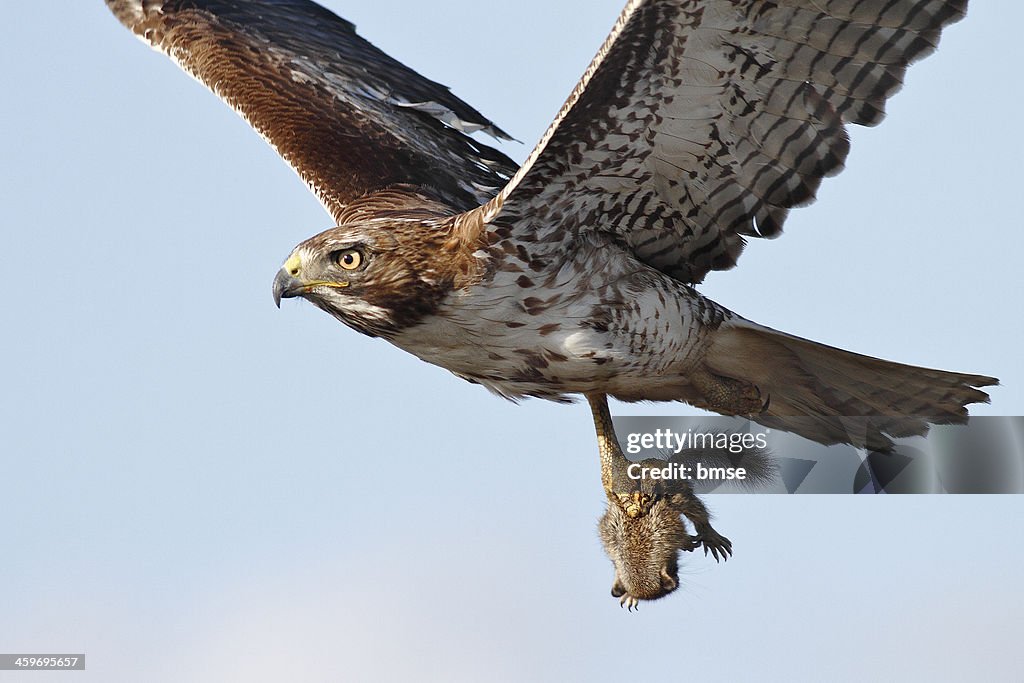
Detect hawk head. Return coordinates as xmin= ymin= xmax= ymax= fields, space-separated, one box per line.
xmin=273 ymin=217 xmax=474 ymax=338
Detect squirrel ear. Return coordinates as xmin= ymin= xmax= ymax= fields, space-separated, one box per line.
xmin=659 ymin=567 xmax=679 ymax=593
xmin=611 ymin=579 xmax=627 ymax=598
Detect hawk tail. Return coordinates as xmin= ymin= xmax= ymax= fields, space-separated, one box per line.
xmin=702 ymin=321 xmax=998 ymax=451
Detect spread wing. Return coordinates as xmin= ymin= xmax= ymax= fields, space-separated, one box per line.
xmin=105 ymin=0 xmax=518 ymax=221
xmin=485 ymin=0 xmax=966 ymax=283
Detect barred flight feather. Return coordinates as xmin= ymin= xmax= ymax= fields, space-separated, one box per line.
xmin=486 ymin=0 xmax=967 ymax=283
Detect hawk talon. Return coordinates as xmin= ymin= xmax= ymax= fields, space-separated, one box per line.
xmin=614 ymin=490 xmax=652 ymax=519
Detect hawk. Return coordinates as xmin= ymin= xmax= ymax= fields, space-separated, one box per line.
xmin=107 ymin=0 xmax=996 ymax=605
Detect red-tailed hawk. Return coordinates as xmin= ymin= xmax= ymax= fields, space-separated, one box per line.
xmin=107 ymin=0 xmax=995 ymax=606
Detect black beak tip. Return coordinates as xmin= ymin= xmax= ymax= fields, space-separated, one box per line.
xmin=272 ymin=268 xmax=298 ymax=309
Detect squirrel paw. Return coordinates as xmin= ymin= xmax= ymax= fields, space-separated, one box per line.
xmin=696 ymin=529 xmax=733 ymax=563
xmin=619 ymin=594 xmax=640 ymax=611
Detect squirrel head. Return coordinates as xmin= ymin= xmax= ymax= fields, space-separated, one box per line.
xmin=598 ymin=495 xmax=693 ymax=609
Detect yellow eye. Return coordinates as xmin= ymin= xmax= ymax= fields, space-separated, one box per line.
xmin=336 ymin=249 xmax=363 ymax=270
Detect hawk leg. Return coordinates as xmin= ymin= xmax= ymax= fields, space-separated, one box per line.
xmin=586 ymin=393 xmax=646 ymax=512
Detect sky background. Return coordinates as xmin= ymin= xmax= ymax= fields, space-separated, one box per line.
xmin=2 ymin=1 xmax=1022 ymax=681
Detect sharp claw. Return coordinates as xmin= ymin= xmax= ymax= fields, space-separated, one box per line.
xmin=618 ymin=595 xmax=639 ymax=611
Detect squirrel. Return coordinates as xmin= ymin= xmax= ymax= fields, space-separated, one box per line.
xmin=597 ymin=444 xmax=774 ymax=610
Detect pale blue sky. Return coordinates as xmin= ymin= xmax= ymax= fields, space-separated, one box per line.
xmin=1 ymin=2 xmax=1022 ymax=681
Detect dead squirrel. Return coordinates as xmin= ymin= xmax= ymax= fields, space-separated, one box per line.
xmin=598 ymin=444 xmax=774 ymax=610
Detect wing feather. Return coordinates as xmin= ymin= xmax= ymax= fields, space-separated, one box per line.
xmin=483 ymin=0 xmax=966 ymax=283
xmin=105 ymin=0 xmax=517 ymax=221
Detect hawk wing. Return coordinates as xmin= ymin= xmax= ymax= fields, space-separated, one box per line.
xmin=483 ymin=0 xmax=966 ymax=283
xmin=105 ymin=0 xmax=517 ymax=221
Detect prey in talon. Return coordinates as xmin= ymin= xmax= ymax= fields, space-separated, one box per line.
xmin=599 ymin=468 xmax=733 ymax=607
xmin=589 ymin=394 xmax=770 ymax=608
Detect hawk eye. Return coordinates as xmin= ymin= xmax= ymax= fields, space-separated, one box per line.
xmin=334 ymin=248 xmax=363 ymax=271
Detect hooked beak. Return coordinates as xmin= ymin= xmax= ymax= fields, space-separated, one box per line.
xmin=272 ymin=267 xmax=303 ymax=308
